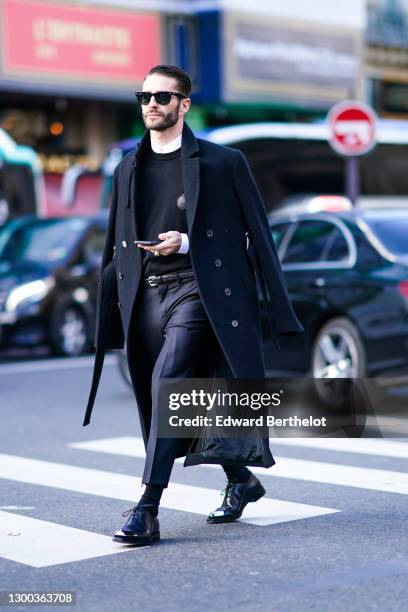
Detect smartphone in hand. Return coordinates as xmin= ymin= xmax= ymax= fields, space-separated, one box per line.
xmin=137 ymin=240 xmax=162 ymax=246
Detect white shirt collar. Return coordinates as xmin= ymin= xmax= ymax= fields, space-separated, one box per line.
xmin=150 ymin=133 xmax=182 ymax=154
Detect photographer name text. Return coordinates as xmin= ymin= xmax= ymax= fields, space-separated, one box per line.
xmin=168 ymin=415 xmax=327 ymax=427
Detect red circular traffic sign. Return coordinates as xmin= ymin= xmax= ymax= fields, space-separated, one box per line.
xmin=327 ymin=100 xmax=378 ymax=157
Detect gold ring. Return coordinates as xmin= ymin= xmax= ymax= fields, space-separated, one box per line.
xmin=154 ymin=250 xmax=160 ymax=257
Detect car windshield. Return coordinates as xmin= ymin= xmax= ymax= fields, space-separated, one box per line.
xmin=0 ymin=218 xmax=87 ymax=265
xmin=363 ymin=212 xmax=408 ymax=258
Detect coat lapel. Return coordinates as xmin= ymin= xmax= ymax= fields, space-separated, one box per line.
xmin=124 ymin=123 xmax=200 ymax=236
xmin=181 ymin=123 xmax=200 ymax=233
xmin=125 ymin=129 xmax=151 ymax=240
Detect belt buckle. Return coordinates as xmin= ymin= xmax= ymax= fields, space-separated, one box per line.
xmin=147 ymin=275 xmax=160 ymax=287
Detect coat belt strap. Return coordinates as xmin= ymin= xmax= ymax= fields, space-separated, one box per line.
xmin=83 ymin=348 xmax=105 ymax=426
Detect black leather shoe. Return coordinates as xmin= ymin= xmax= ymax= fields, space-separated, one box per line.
xmin=207 ymin=474 xmax=266 ymax=524
xmin=112 ymin=505 xmax=160 ymax=546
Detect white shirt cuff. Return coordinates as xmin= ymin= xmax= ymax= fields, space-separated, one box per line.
xmin=177 ymin=233 xmax=189 ymax=254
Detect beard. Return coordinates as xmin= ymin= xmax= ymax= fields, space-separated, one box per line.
xmin=142 ymin=102 xmax=181 ymax=131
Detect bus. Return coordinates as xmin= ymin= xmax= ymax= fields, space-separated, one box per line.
xmin=100 ymin=120 xmax=408 ymax=213
xmin=0 ymin=127 xmax=104 ymax=221
xmin=0 ymin=127 xmax=44 ymax=224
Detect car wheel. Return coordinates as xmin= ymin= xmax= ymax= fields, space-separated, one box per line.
xmin=49 ymin=303 xmax=89 ymax=357
xmin=311 ymin=317 xmax=366 ymax=409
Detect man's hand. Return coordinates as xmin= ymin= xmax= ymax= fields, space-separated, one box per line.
xmin=137 ymin=231 xmax=182 ymax=256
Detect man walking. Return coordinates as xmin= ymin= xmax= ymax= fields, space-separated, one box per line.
xmin=84 ymin=65 xmax=303 ymax=546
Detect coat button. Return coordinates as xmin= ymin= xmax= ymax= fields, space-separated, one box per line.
xmin=214 ymin=259 xmax=222 ymax=267
xmin=206 ymin=229 xmax=214 ymax=237
xmin=119 ymin=272 xmax=124 ymax=280
xmin=117 ymin=301 xmax=122 ymax=309
xmin=122 ymin=240 xmax=127 ymax=248
xmin=225 ymin=288 xmax=231 ymax=296
xmin=231 ymin=320 xmax=239 ymax=327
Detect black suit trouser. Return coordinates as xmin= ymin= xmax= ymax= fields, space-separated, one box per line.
xmin=129 ymin=274 xmax=221 ymax=486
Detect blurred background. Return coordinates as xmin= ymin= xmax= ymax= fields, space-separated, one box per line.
xmin=1 ymin=0 xmax=405 ymax=217
xmin=2 ymin=0 xmax=408 ymax=215
xmin=0 ymin=0 xmax=407 ymax=398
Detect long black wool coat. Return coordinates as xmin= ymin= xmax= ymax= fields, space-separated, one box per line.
xmin=83 ymin=122 xmax=304 ymax=467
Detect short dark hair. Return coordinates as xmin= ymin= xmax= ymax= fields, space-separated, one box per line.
xmin=144 ymin=65 xmax=191 ymax=97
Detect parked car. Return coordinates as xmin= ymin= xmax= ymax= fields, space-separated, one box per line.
xmin=271 ymin=194 xmax=408 ymax=219
xmin=0 ymin=214 xmax=107 ymax=356
xmin=266 ymin=208 xmax=408 ymax=400
xmin=272 ymin=194 xmax=353 ymax=216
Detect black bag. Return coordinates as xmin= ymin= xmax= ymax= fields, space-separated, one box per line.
xmin=184 ymin=376 xmax=275 ymax=469
xmin=184 ymin=433 xmax=274 ymax=468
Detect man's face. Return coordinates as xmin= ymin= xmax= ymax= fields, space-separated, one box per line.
xmin=140 ymin=73 xmax=187 ymax=132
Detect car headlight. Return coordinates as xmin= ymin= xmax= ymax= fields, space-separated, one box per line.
xmin=4 ymin=277 xmax=55 ymax=312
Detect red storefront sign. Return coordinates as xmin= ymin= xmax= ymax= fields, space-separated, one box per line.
xmin=1 ymin=0 xmax=162 ymax=86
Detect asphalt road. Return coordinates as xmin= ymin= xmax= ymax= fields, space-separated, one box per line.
xmin=1 ymin=355 xmax=408 ymax=612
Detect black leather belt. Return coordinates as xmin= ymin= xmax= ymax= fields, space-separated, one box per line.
xmin=144 ymin=270 xmax=195 ymax=287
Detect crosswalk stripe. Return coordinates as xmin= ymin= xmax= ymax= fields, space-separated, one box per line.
xmin=0 ymin=506 xmax=35 ymax=511
xmin=269 ymin=437 xmax=408 ymax=458
xmin=70 ymin=435 xmax=408 ymax=460
xmin=0 ymin=510 xmax=142 ymax=568
xmin=70 ymin=436 xmax=408 ymax=495
xmin=270 ymin=457 xmax=408 ymax=495
xmin=366 ymin=416 xmax=408 ymax=435
xmin=70 ymin=436 xmax=146 ymax=456
xmin=0 ymin=453 xmax=337 ymax=527
xmin=0 ymin=355 xmax=116 ymax=376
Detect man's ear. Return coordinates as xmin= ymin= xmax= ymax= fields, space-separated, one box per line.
xmin=180 ymin=98 xmax=191 ymax=117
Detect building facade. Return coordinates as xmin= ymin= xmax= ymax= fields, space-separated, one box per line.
xmin=0 ymin=0 xmax=373 ymax=168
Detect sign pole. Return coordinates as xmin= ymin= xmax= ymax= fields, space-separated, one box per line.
xmin=345 ymin=157 xmax=359 ymax=206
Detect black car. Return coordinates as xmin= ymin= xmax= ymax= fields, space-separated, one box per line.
xmin=0 ymin=214 xmax=107 ymax=356
xmin=266 ymin=209 xmax=408 ymax=385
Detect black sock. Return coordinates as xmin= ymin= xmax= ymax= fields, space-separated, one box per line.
xmin=137 ymin=484 xmax=164 ymax=516
xmin=222 ymin=465 xmax=251 ymax=484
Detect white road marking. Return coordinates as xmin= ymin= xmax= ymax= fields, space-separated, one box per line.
xmin=366 ymin=416 xmax=408 ymax=435
xmin=269 ymin=437 xmax=408 ymax=459
xmin=70 ymin=435 xmax=408 ymax=461
xmin=70 ymin=436 xmax=408 ymax=495
xmin=269 ymin=457 xmax=408 ymax=494
xmin=0 ymin=453 xmax=337 ymax=527
xmin=70 ymin=436 xmax=146 ymax=456
xmin=0 ymin=511 xmax=141 ymax=568
xmin=0 ymin=355 xmax=116 ymax=376
xmin=0 ymin=506 xmax=35 ymax=510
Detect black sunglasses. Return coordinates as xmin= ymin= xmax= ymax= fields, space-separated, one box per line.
xmin=135 ymin=91 xmax=187 ymax=106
